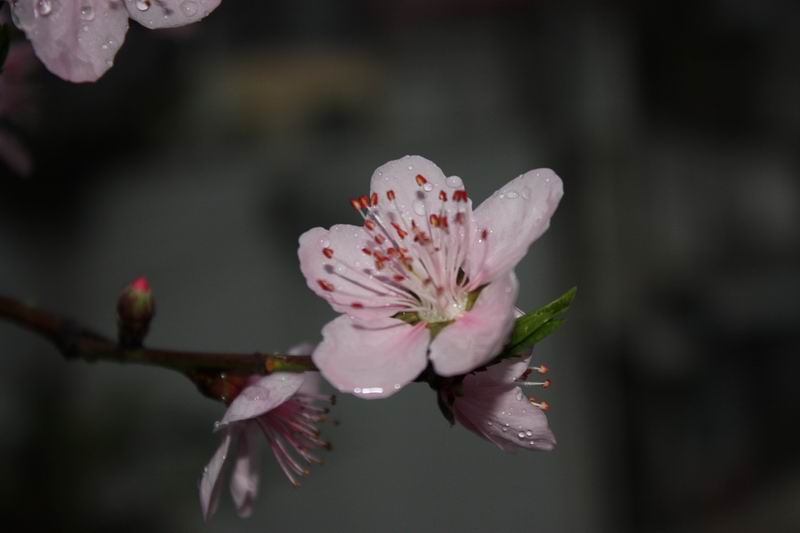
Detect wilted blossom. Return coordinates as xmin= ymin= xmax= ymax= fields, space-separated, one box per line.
xmin=299 ymin=155 xmax=563 ymax=399
xmin=199 ymin=346 xmax=333 ymax=521
xmin=445 ymin=353 xmax=555 ymax=452
xmin=8 ymin=0 xmax=221 ymax=82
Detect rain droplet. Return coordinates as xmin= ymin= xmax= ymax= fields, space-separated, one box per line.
xmin=393 ymin=383 xmax=401 ymax=390
xmin=518 ymin=432 xmax=526 ymax=439
xmin=526 ymin=430 xmax=533 ymax=437
xmin=446 ymin=176 xmax=463 ymax=188
xmin=487 ymin=421 xmax=493 ymax=427
xmin=35 ymin=0 xmax=53 ymax=16
xmin=423 ymin=183 xmax=433 ymax=192
xmin=501 ymin=427 xmax=508 ymax=433
xmin=354 ymin=387 xmax=362 ymax=394
xmin=412 ymin=200 xmax=426 ymax=216
xmin=180 ymin=0 xmax=199 ymax=16
xmin=80 ymin=4 xmax=95 ymax=20
xmin=136 ymin=0 xmax=151 ymax=11
xmin=505 ymin=190 xmax=519 ymax=199
xmin=407 ymin=165 xmax=413 ymax=171
xmin=521 ymin=190 xmax=530 ymax=200
xmin=515 ymin=390 xmax=523 ymax=400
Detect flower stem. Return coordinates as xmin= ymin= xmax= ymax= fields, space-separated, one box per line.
xmin=0 ymin=295 xmax=317 ymax=401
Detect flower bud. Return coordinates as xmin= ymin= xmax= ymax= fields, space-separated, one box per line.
xmin=117 ymin=277 xmax=155 ymax=347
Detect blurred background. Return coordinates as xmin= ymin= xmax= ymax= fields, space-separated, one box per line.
xmin=1 ymin=1 xmax=799 ymax=532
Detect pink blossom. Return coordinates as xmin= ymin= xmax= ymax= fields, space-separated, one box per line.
xmin=299 ymin=155 xmax=563 ymax=399
xmin=8 ymin=0 xmax=221 ymax=82
xmin=447 ymin=354 xmax=555 ymax=452
xmin=199 ymin=346 xmax=333 ymax=521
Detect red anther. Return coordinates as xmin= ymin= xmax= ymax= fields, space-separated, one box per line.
xmin=415 ymin=174 xmax=427 ymax=186
xmin=439 ymin=190 xmax=447 ymax=202
xmin=453 ymin=190 xmax=468 ymax=202
xmin=387 ymin=190 xmax=396 ymax=201
xmin=429 ymin=214 xmax=440 ymax=227
xmin=351 ymin=302 xmax=364 ymax=309
xmin=542 ymin=379 xmax=552 ymax=389
xmin=391 ymin=223 xmax=408 ymax=239
xmin=481 ymin=229 xmax=489 ymax=240
xmin=317 ymin=280 xmax=335 ymax=292
xmin=364 ymin=219 xmax=376 ymax=231
xmin=374 ymin=259 xmax=386 ymax=270
xmin=370 ymin=192 xmax=378 ymax=206
xmin=393 ymin=275 xmax=405 ymax=282
xmin=361 ymin=247 xmax=373 ymax=256
xmin=533 ymin=364 xmax=548 ymax=374
xmin=374 ymin=235 xmax=385 ymax=245
xmin=359 ymin=195 xmax=370 ymax=209
xmin=537 ymin=401 xmax=550 ymax=411
xmin=350 ymin=198 xmax=362 ymax=211
xmin=441 ymin=216 xmax=449 ymax=228
xmin=322 ymin=247 xmax=334 ymax=259
xmin=454 ymin=212 xmax=465 ymax=224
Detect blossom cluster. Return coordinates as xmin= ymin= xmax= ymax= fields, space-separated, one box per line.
xmin=201 ymin=155 xmax=564 ymax=520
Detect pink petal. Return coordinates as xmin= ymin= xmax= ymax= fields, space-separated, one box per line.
xmin=369 ymin=155 xmax=467 ymax=233
xmin=455 ymin=383 xmax=555 ymax=452
xmin=229 ymin=425 xmax=260 ymax=518
xmin=219 ymin=373 xmax=305 ymax=427
xmin=10 ymin=0 xmax=129 ymax=83
xmin=429 ymin=272 xmax=518 ymax=376
xmin=312 ymin=315 xmax=430 ymax=399
xmin=199 ymin=429 xmax=233 ymax=522
xmin=478 ymin=354 xmax=533 ymax=386
xmin=298 ymin=225 xmax=408 ymax=320
xmin=467 ymin=169 xmax=563 ymax=287
xmin=124 ymin=0 xmax=221 ymax=29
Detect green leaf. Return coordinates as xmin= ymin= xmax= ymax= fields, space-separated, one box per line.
xmin=0 ymin=25 xmax=10 ymax=74
xmin=505 ymin=286 xmax=576 ymax=355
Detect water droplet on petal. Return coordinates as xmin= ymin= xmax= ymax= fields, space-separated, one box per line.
xmin=505 ymin=190 xmax=519 ymax=199
xmin=35 ymin=0 xmax=54 ymax=16
xmin=80 ymin=4 xmax=95 ymax=20
xmin=413 ymin=200 xmax=426 ymax=216
xmin=423 ymin=183 xmax=433 ymax=192
xmin=180 ymin=0 xmax=199 ymax=16
xmin=518 ymin=431 xmax=526 ymax=439
xmin=136 ymin=0 xmax=151 ymax=11
xmin=446 ymin=176 xmax=463 ymax=188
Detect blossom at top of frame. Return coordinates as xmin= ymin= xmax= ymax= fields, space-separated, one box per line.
xmin=8 ymin=0 xmax=221 ymax=82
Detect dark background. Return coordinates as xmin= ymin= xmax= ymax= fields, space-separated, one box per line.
xmin=1 ymin=1 xmax=799 ymax=532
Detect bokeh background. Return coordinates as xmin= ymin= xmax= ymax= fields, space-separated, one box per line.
xmin=2 ymin=1 xmax=800 ymax=532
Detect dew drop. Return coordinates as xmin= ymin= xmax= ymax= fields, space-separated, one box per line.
xmin=501 ymin=426 xmax=508 ymax=433
xmin=423 ymin=183 xmax=433 ymax=192
xmin=518 ymin=431 xmax=526 ymax=439
xmin=487 ymin=421 xmax=493 ymax=427
xmin=521 ymin=190 xmax=530 ymax=200
xmin=354 ymin=387 xmax=362 ymax=394
xmin=526 ymin=430 xmax=533 ymax=437
xmin=413 ymin=200 xmax=426 ymax=216
xmin=80 ymin=4 xmax=95 ymax=20
xmin=505 ymin=190 xmax=519 ymax=199
xmin=180 ymin=0 xmax=199 ymax=16
xmin=407 ymin=165 xmax=413 ymax=171
xmin=393 ymin=383 xmax=401 ymax=390
xmin=35 ymin=0 xmax=54 ymax=16
xmin=135 ymin=0 xmax=151 ymax=11
xmin=446 ymin=176 xmax=463 ymax=188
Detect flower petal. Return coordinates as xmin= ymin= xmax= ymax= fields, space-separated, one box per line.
xmin=467 ymin=169 xmax=563 ymax=287
xmin=219 ymin=373 xmax=305 ymax=427
xmin=199 ymin=429 xmax=233 ymax=522
xmin=369 ymin=155 xmax=468 ymax=234
xmin=455 ymin=384 xmax=555 ymax=452
xmin=124 ymin=0 xmax=221 ymax=29
xmin=10 ymin=0 xmax=129 ymax=82
xmin=298 ymin=225 xmax=410 ymax=319
xmin=477 ymin=354 xmax=532 ymax=386
xmin=429 ymin=272 xmax=518 ymax=376
xmin=230 ymin=424 xmax=260 ymax=518
xmin=312 ymin=315 xmax=430 ymax=399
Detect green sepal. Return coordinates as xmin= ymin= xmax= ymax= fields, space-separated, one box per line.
xmin=504 ymin=286 xmax=576 ymax=356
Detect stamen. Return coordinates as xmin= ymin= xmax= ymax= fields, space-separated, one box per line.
xmin=529 ymin=399 xmax=549 ymax=411
xmin=322 ymin=247 xmax=334 ymax=259
xmin=415 ymin=174 xmax=427 ymax=186
xmin=439 ymin=190 xmax=447 ymax=202
xmin=317 ymin=280 xmax=335 ymax=292
xmin=532 ymin=364 xmax=548 ymax=374
xmin=370 ymin=192 xmax=379 ymax=206
xmin=387 ymin=190 xmax=396 ymax=201
xmin=517 ymin=379 xmax=551 ymax=389
xmin=364 ymin=219 xmax=376 ymax=231
xmin=359 ymin=195 xmax=370 ymax=210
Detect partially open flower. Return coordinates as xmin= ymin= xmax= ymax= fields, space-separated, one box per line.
xmin=8 ymin=0 xmax=222 ymax=82
xmin=447 ymin=354 xmax=555 ymax=452
xmin=199 ymin=345 xmax=333 ymax=521
xmin=299 ymin=155 xmax=563 ymax=399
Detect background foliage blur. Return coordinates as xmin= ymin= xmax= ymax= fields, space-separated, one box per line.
xmin=1 ymin=1 xmax=799 ymax=532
